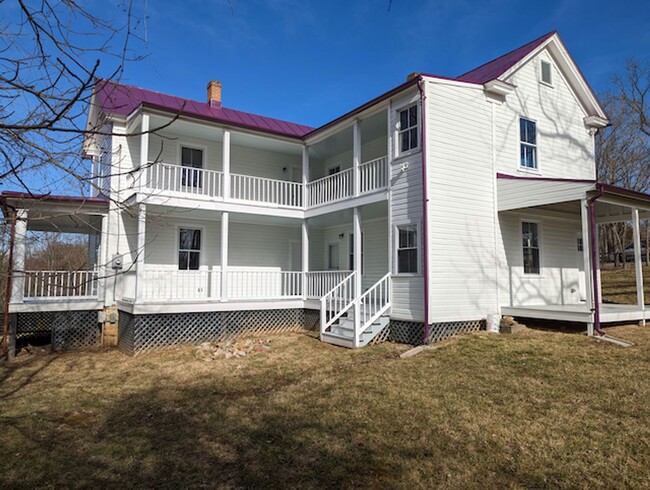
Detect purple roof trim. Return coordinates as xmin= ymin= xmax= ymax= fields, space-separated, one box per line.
xmin=596 ymin=183 xmax=650 ymax=203
xmin=94 ymin=80 xmax=315 ymax=139
xmin=496 ymin=173 xmax=596 ymax=184
xmin=1 ymin=191 xmax=109 ymax=205
xmin=457 ymin=31 xmax=557 ymax=84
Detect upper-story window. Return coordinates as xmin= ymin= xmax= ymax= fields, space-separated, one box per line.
xmin=519 ymin=118 xmax=537 ymax=170
xmin=540 ymin=60 xmax=553 ymax=85
xmin=398 ymin=104 xmax=419 ymax=154
xmin=181 ymin=146 xmax=203 ymax=188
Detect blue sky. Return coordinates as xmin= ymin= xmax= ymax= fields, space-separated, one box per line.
xmin=124 ymin=0 xmax=650 ymax=128
xmin=1 ymin=0 xmax=649 ymax=194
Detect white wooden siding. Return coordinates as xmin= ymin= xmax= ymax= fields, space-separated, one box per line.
xmin=497 ymin=212 xmax=583 ymax=306
xmin=498 ymin=179 xmax=594 ymax=211
xmin=148 ymin=132 xmax=223 ymax=172
xmin=425 ymin=79 xmax=498 ymax=323
xmin=389 ymin=89 xmax=425 ymax=321
xmin=496 ymin=48 xmax=596 ymax=180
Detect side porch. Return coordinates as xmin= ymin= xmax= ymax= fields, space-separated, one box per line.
xmin=497 ymin=175 xmax=650 ymax=333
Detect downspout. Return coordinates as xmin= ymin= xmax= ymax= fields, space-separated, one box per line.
xmin=1 ymin=203 xmax=16 ymax=358
xmin=417 ymin=77 xmax=430 ymax=344
xmin=588 ymin=185 xmax=606 ymax=336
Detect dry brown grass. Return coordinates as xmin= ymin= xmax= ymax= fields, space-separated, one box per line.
xmin=1 ymin=326 xmax=650 ymax=489
xmin=602 ymin=265 xmax=650 ymax=305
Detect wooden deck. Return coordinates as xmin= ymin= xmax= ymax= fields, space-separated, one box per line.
xmin=501 ymin=303 xmax=647 ymax=324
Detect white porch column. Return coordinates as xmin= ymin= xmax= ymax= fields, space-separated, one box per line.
xmin=99 ymin=214 xmax=109 ymax=305
xmin=139 ymin=114 xmax=150 ymax=192
xmin=10 ymin=209 xmax=28 ymax=304
xmin=353 ymin=206 xmax=362 ymax=346
xmin=221 ymin=211 xmax=229 ymax=301
xmin=353 ymin=120 xmax=361 ymax=197
xmin=222 ymin=129 xmax=231 ymax=200
xmin=580 ymin=199 xmax=594 ymax=336
xmin=302 ymin=146 xmax=309 ymax=208
xmin=302 ymin=219 xmax=309 ymax=300
xmin=632 ymin=208 xmax=646 ymax=325
xmin=134 ymin=204 xmax=146 ymax=301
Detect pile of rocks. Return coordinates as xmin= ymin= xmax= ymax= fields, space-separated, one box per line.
xmin=195 ymin=337 xmax=271 ymax=361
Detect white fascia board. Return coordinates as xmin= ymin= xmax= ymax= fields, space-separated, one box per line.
xmin=421 ymin=74 xmax=484 ymax=90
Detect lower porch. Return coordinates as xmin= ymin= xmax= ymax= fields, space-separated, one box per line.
xmin=501 ymin=303 xmax=647 ymax=324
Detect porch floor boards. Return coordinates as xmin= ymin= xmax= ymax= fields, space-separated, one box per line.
xmin=501 ymin=303 xmax=646 ymax=324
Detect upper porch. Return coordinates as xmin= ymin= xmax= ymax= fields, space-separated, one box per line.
xmin=106 ymin=108 xmax=391 ymax=217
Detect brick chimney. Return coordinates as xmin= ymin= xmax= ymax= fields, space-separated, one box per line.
xmin=207 ymin=80 xmax=222 ymax=107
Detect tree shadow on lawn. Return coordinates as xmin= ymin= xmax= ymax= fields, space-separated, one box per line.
xmin=39 ymin=381 xmax=429 ymax=488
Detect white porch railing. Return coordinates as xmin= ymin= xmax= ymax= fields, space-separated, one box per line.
xmin=230 ymin=173 xmax=303 ymax=208
xmin=227 ymin=270 xmax=303 ymax=299
xmin=141 ymin=270 xmax=221 ymax=301
xmin=320 ymin=271 xmax=356 ymax=332
xmin=307 ymin=168 xmax=353 ymax=207
xmin=359 ymin=157 xmax=388 ymax=195
xmin=144 ymin=162 xmax=224 ymax=198
xmin=24 ymin=270 xmax=99 ymax=299
xmin=305 ymin=271 xmax=353 ymax=299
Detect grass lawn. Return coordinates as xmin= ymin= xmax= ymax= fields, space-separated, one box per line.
xmin=1 ymin=327 xmax=649 ymax=489
xmin=601 ymin=265 xmax=650 ymax=305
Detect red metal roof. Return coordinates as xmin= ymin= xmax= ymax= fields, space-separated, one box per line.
xmin=457 ymin=31 xmax=557 ymax=84
xmin=1 ymin=191 xmax=109 ymax=205
xmin=94 ymin=80 xmax=315 ymax=139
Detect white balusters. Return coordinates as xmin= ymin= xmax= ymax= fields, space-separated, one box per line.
xmin=24 ymin=271 xmax=99 ymax=299
xmin=230 ymin=173 xmax=303 ymax=208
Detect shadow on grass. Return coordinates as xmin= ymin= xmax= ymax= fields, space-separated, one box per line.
xmin=27 ymin=379 xmax=428 ymax=488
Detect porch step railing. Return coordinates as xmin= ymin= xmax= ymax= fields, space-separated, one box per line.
xmin=24 ymin=270 xmax=99 ymax=299
xmin=320 ymin=271 xmax=356 ymax=332
xmin=230 ymin=173 xmax=303 ymax=208
xmin=144 ymin=162 xmax=224 ymax=198
xmin=356 ymin=273 xmax=391 ymax=341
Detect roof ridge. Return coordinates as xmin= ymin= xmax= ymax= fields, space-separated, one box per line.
xmin=457 ymin=30 xmax=557 ymax=83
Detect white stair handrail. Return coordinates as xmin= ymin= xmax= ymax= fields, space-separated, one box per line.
xmin=356 ymin=273 xmax=392 ymax=342
xmin=320 ymin=271 xmax=356 ymax=333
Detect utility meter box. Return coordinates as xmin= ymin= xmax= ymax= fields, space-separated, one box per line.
xmin=111 ymin=254 xmax=123 ymax=270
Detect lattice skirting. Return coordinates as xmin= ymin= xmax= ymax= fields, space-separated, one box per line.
xmin=386 ymin=319 xmax=486 ymax=345
xmin=15 ymin=310 xmax=101 ymax=350
xmin=118 ymin=308 xmax=314 ymax=355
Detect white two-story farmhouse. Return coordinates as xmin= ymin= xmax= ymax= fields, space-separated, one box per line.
xmin=4 ymin=31 xmax=649 ymax=354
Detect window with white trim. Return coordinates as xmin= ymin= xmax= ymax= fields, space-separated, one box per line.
xmin=179 ymin=228 xmax=201 ymax=270
xmin=181 ymin=146 xmax=203 ymax=188
xmin=519 ymin=118 xmax=537 ymax=170
xmin=398 ymin=104 xmax=419 ymax=154
xmin=540 ymin=60 xmax=552 ymax=85
xmin=522 ymin=222 xmax=540 ymax=274
xmin=396 ymin=224 xmax=418 ymax=274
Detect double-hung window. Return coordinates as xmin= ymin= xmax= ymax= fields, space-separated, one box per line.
xmin=520 ymin=118 xmax=537 ymax=170
xmin=398 ymin=104 xmax=419 ymax=154
xmin=522 ymin=222 xmax=540 ymax=274
xmin=181 ymin=146 xmax=203 ymax=188
xmin=396 ymin=224 xmax=418 ymax=274
xmin=179 ymin=228 xmax=201 ymax=270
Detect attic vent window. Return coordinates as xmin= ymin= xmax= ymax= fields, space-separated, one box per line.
xmin=540 ymin=60 xmax=552 ymax=85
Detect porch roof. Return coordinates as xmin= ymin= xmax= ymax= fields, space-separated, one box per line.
xmin=0 ymin=191 xmax=108 ymax=233
xmin=496 ymin=174 xmax=650 ymax=216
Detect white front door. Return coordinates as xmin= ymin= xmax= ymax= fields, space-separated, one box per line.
xmin=327 ymin=242 xmax=340 ymax=270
